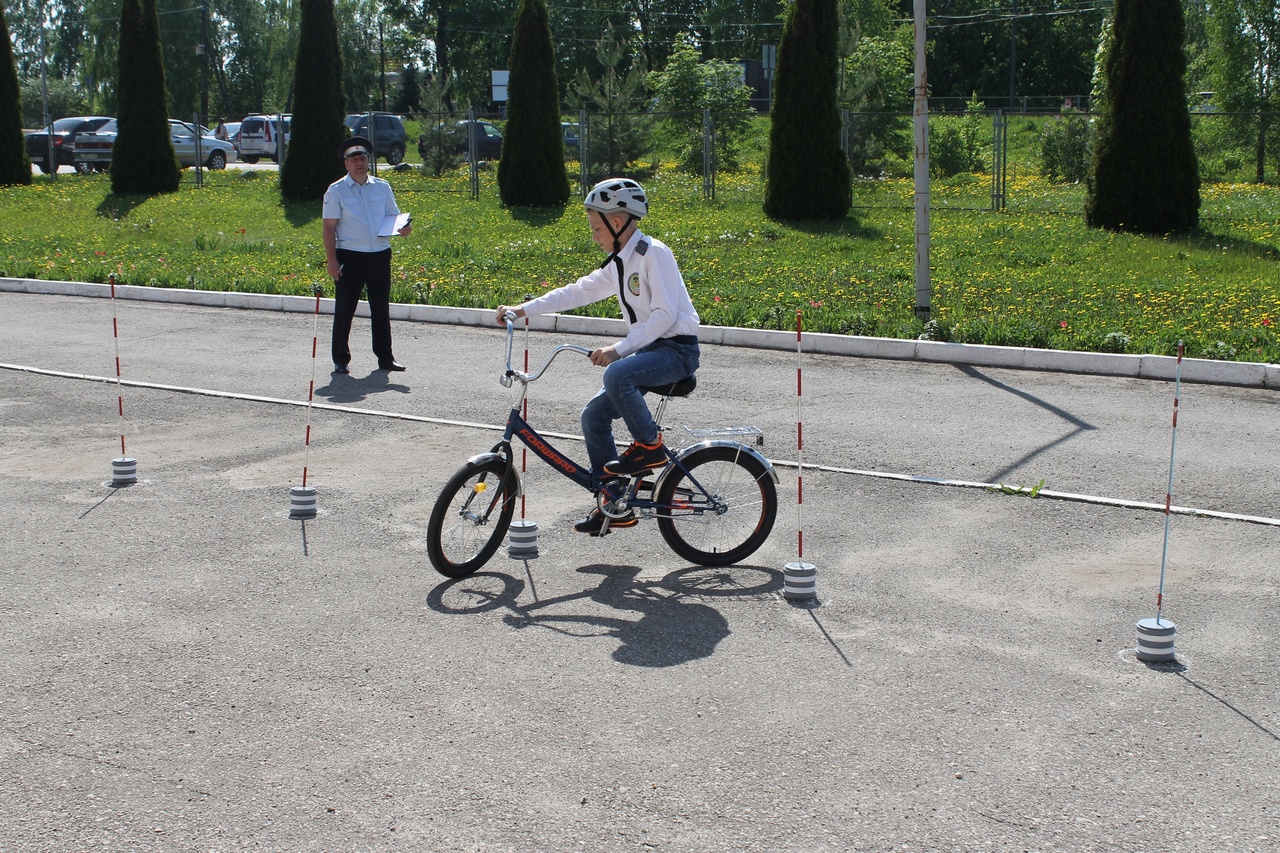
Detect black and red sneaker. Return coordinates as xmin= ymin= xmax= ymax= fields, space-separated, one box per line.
xmin=572 ymin=508 xmax=637 ymax=536
xmin=603 ymin=437 xmax=667 ymax=477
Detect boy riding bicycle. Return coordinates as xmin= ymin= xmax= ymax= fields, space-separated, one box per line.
xmin=495 ymin=178 xmax=700 ymax=535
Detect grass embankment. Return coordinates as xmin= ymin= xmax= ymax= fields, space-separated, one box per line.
xmin=1 ymin=167 xmax=1277 ymax=362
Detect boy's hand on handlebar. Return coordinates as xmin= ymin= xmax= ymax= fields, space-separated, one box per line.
xmin=589 ymin=346 xmax=619 ymax=367
xmin=495 ymin=305 xmax=524 ymax=325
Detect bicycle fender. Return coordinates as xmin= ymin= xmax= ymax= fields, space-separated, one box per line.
xmin=464 ymin=451 xmax=524 ymax=498
xmin=653 ymin=440 xmax=780 ymax=495
xmin=466 ymin=451 xmax=506 ymax=468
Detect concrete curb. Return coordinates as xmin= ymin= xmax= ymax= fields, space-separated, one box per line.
xmin=4 ymin=276 xmax=1277 ymax=389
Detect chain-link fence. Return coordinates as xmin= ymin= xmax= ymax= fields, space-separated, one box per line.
xmin=32 ymin=104 xmax=1280 ymax=206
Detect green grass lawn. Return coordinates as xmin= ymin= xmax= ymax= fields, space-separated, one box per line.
xmin=2 ymin=165 xmax=1277 ymax=363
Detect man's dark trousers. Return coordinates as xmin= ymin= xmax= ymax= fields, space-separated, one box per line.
xmin=332 ymin=247 xmax=393 ymax=366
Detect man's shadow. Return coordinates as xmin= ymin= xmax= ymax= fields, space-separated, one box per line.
xmin=314 ymin=369 xmax=410 ymax=404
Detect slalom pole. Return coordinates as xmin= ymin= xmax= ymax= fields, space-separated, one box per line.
xmin=1135 ymin=341 xmax=1184 ymax=662
xmin=289 ymin=284 xmax=322 ymax=518
xmin=508 ymin=313 xmax=539 ymax=559
xmin=1155 ymin=341 xmax=1185 ymax=623
xmin=521 ymin=316 xmax=530 ymax=519
xmin=107 ymin=273 xmax=137 ymax=486
xmin=784 ymin=309 xmax=816 ymax=601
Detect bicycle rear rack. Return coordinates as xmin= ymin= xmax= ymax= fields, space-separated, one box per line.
xmin=682 ymin=425 xmax=765 ymax=447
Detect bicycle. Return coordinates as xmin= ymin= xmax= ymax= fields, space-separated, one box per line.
xmin=426 ymin=314 xmax=780 ymax=578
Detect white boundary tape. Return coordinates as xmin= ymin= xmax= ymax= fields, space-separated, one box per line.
xmin=5 ymin=361 xmax=1277 ymax=529
xmin=3 ymin=278 xmax=1279 ymax=389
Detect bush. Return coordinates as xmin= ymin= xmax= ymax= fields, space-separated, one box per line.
xmin=0 ymin=4 xmax=31 ymax=187
xmin=1039 ymin=109 xmax=1091 ymax=183
xmin=763 ymin=0 xmax=851 ymax=220
xmin=279 ymin=0 xmax=348 ymax=201
xmin=110 ymin=0 xmax=180 ymax=196
xmin=930 ymin=98 xmax=986 ymax=179
xmin=498 ymin=0 xmax=570 ymax=207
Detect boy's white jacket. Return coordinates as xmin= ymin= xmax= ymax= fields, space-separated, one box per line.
xmin=520 ymin=229 xmax=700 ymax=357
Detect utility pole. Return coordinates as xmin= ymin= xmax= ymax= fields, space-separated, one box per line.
xmin=1009 ymin=0 xmax=1018 ymax=111
xmin=200 ymin=4 xmax=210 ymax=126
xmin=40 ymin=3 xmax=54 ymax=181
xmin=912 ymin=0 xmax=930 ymax=320
xmin=379 ymin=18 xmax=386 ymax=112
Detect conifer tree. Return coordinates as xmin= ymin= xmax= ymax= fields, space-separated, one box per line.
xmin=281 ymin=0 xmax=348 ymax=200
xmin=110 ymin=0 xmax=180 ymax=195
xmin=0 ymin=3 xmax=31 ymax=186
xmin=1086 ymin=0 xmax=1199 ymax=233
xmin=498 ymin=0 xmax=569 ymax=208
xmin=764 ymin=0 xmax=851 ymax=221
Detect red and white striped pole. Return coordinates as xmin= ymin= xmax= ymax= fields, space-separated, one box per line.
xmin=508 ymin=315 xmax=539 ymax=558
xmin=1136 ymin=341 xmax=1184 ymax=661
xmin=108 ymin=273 xmax=137 ymax=486
xmin=289 ymin=284 xmax=322 ymax=518
xmin=784 ymin=309 xmax=816 ymax=601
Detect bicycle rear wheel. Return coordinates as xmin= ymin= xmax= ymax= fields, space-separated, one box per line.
xmin=655 ymin=445 xmax=777 ymax=566
xmin=427 ymin=459 xmax=517 ymax=578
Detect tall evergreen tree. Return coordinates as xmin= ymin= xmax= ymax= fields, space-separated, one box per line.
xmin=280 ymin=0 xmax=347 ymax=201
xmin=1086 ymin=0 xmax=1200 ymax=234
xmin=498 ymin=0 xmax=569 ymax=208
xmin=764 ymin=0 xmax=851 ymax=221
xmin=110 ymin=0 xmax=180 ymax=195
xmin=0 ymin=3 xmax=31 ymax=186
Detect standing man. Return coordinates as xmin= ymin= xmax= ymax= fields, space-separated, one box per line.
xmin=323 ymin=135 xmax=412 ymax=374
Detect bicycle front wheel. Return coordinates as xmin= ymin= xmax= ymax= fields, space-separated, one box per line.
xmin=655 ymin=445 xmax=778 ymax=567
xmin=427 ymin=459 xmax=517 ymax=578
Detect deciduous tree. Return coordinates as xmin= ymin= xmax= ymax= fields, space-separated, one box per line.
xmin=1206 ymin=0 xmax=1280 ymax=182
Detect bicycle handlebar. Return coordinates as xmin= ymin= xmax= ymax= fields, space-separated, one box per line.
xmin=501 ymin=315 xmax=590 ymax=388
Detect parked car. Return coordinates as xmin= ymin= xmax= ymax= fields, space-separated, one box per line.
xmin=72 ymin=119 xmax=239 ymax=170
xmin=70 ymin=121 xmax=117 ymax=169
xmin=169 ymin=120 xmax=238 ymax=169
xmin=237 ymin=114 xmax=291 ymax=163
xmin=562 ymin=122 xmax=581 ymax=159
xmin=418 ymin=119 xmax=503 ymax=162
xmin=24 ymin=116 xmax=114 ymax=174
xmin=343 ymin=113 xmax=408 ymax=165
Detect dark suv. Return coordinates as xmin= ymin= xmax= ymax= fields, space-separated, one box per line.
xmin=343 ymin=113 xmax=408 ymax=165
xmin=24 ymin=116 xmax=113 ymax=174
xmin=417 ymin=120 xmax=503 ymax=162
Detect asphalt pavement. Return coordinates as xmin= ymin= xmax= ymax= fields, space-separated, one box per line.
xmin=1 ymin=289 xmax=1277 ymax=852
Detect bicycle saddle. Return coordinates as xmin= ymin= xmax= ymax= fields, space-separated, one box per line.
xmin=640 ymin=374 xmax=697 ymax=397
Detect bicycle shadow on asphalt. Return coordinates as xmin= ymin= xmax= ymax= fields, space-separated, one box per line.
xmin=314 ymin=369 xmax=410 ymax=404
xmin=425 ymin=563 xmax=783 ymax=668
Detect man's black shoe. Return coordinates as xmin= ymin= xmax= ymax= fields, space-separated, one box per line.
xmin=379 ymin=360 xmax=407 ymax=372
xmin=333 ymin=363 xmax=350 ymax=374
xmin=573 ymin=508 xmax=637 ymax=536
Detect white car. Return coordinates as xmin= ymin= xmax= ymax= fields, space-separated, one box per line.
xmin=236 ymin=114 xmax=291 ymax=163
xmin=169 ymin=120 xmax=238 ymax=169
xmin=73 ymin=119 xmax=239 ymax=170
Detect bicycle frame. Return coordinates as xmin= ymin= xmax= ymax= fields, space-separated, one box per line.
xmin=484 ymin=316 xmax=759 ymax=517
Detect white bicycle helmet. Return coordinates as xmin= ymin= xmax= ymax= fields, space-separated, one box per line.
xmin=584 ymin=178 xmax=648 ymax=219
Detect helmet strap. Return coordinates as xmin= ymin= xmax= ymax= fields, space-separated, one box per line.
xmin=601 ymin=212 xmax=635 ymax=254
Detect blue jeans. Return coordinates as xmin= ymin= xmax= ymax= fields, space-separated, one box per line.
xmin=582 ymin=337 xmax=700 ymax=477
